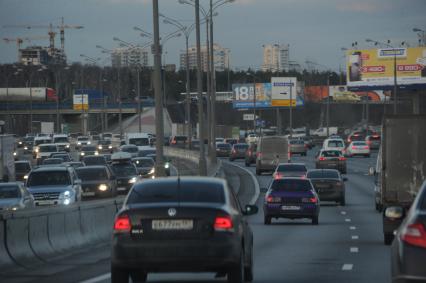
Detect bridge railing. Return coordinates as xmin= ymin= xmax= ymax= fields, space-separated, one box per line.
xmin=0 ymin=101 xmax=154 ymax=111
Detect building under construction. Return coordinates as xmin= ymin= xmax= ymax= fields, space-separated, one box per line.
xmin=18 ymin=45 xmax=66 ymax=66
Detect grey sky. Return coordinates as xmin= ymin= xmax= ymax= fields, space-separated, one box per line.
xmin=0 ymin=0 xmax=425 ymax=71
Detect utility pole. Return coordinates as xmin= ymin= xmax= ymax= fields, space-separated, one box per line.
xmin=137 ymin=66 xmax=142 ymax=133
xmin=209 ymin=0 xmax=217 ymax=163
xmin=326 ymin=75 xmax=330 ymax=137
xmin=289 ymin=83 xmax=293 ymax=138
xmin=206 ymin=16 xmax=212 ymax=158
xmin=152 ymin=0 xmax=165 ymax=177
xmin=195 ymin=0 xmax=207 ymax=176
xmin=185 ymin=35 xmax=192 ymax=148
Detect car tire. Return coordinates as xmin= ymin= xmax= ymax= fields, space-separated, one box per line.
xmin=264 ymin=215 xmax=271 ymax=225
xmin=244 ymin=253 xmax=254 ymax=282
xmin=384 ymin=233 xmax=394 ymax=246
xmin=229 ymin=158 xmax=234 ymax=162
xmin=245 ymin=161 xmax=250 ymax=167
xmin=365 ymin=154 xmax=370 ymax=158
xmin=111 ymin=266 xmax=129 ymax=283
xmin=340 ymin=196 xmax=346 ymax=206
xmin=228 ymin=252 xmax=244 ymax=283
xmin=130 ymin=270 xmax=147 ymax=283
xmin=256 ymin=168 xmax=261 ymax=175
xmin=312 ymin=216 xmax=319 ymax=225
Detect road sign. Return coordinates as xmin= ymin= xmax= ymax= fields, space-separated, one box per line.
xmin=243 ymin=114 xmax=255 ymax=121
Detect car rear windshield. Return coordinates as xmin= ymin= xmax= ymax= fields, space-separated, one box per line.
xmin=270 ymin=179 xmax=313 ymax=192
xmin=328 ymin=140 xmax=344 ymax=147
xmin=289 ymin=140 xmax=304 ymax=145
xmin=111 ymin=164 xmax=137 ymax=177
xmin=52 ymin=154 xmax=70 ymax=161
xmin=54 ymin=137 xmax=68 ymax=143
xmin=83 ymin=157 xmax=106 ymax=165
xmin=39 ymin=145 xmax=57 ymax=152
xmin=307 ymin=170 xmax=339 ymax=179
xmin=217 ymin=143 xmax=231 ymax=149
xmin=351 ymin=135 xmax=364 ymax=141
xmin=82 ymin=146 xmax=96 ymax=151
xmin=134 ymin=159 xmax=154 ymax=167
xmin=261 ymin=138 xmax=286 ymax=152
xmin=129 ymin=138 xmax=149 ymax=146
xmin=43 ymin=158 xmax=62 ymax=165
xmin=15 ymin=162 xmax=30 ymax=171
xmin=321 ymin=150 xmax=342 ymax=157
xmin=174 ymin=136 xmax=187 ymax=142
xmin=353 ymin=142 xmax=367 ymax=146
xmin=0 ymin=186 xmax=20 ymax=199
xmin=368 ymin=136 xmax=381 ymax=141
xmin=99 ymin=140 xmax=111 ymax=145
xmin=76 ymin=168 xmax=108 ymax=181
xmin=127 ymin=181 xmax=225 ymax=204
xmin=234 ymin=144 xmax=249 ymax=149
xmin=28 ymin=171 xmax=71 ymax=186
xmin=277 ymin=164 xmax=307 ymax=172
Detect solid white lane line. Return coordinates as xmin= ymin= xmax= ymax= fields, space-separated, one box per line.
xmin=345 ymin=218 xmax=351 ymax=222
xmin=350 ymin=247 xmax=359 ymax=253
xmin=341 ymin=211 xmax=347 ymax=215
xmin=79 ymin=273 xmax=110 ymax=283
xmin=349 ymin=226 xmax=356 ymax=230
xmin=342 ymin=264 xmax=354 ymax=271
xmin=351 ymin=235 xmax=359 ymax=240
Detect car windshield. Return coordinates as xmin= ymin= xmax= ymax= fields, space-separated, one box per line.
xmin=122 ymin=146 xmax=138 ymax=153
xmin=270 ymin=179 xmax=312 ymax=192
xmin=321 ymin=151 xmax=342 ymax=157
xmin=353 ymin=142 xmax=367 ymax=146
xmin=15 ymin=162 xmax=30 ymax=171
xmin=277 ymin=164 xmax=307 ymax=172
xmin=39 ymin=145 xmax=57 ymax=152
xmin=43 ymin=158 xmax=62 ymax=165
xmin=82 ymin=146 xmax=96 ymax=151
xmin=139 ymin=150 xmax=156 ymax=157
xmin=133 ymin=159 xmax=154 ymax=168
xmin=129 ymin=138 xmax=150 ymax=146
xmin=92 ymin=135 xmax=100 ymax=140
xmin=328 ymin=140 xmax=344 ymax=147
xmin=174 ymin=136 xmax=187 ymax=142
xmin=369 ymin=136 xmax=381 ymax=141
xmin=103 ymin=134 xmax=112 ymax=138
xmin=76 ymin=168 xmax=108 ymax=181
xmin=78 ymin=137 xmax=89 ymax=141
xmin=0 ymin=186 xmax=20 ymax=199
xmin=127 ymin=181 xmax=225 ymax=204
xmin=234 ymin=144 xmax=248 ymax=150
xmin=111 ymin=164 xmax=137 ymax=177
xmin=98 ymin=140 xmax=111 ymax=145
xmin=54 ymin=137 xmax=68 ymax=143
xmin=307 ymin=170 xmax=340 ymax=179
xmin=27 ymin=171 xmax=71 ymax=186
xmin=51 ymin=154 xmax=70 ymax=161
xmin=35 ymin=139 xmax=51 ymax=145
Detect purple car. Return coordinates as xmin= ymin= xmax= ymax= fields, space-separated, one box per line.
xmin=263 ymin=177 xmax=320 ymax=225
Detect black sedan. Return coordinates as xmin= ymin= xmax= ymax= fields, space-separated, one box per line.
xmin=111 ymin=177 xmax=258 ymax=283
xmin=391 ymin=181 xmax=426 ymax=282
xmin=307 ymin=169 xmax=347 ymax=206
xmin=75 ymin=166 xmax=117 ymax=198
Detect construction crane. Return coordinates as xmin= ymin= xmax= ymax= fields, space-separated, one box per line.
xmin=3 ymin=17 xmax=83 ymax=54
xmin=3 ymin=36 xmax=50 ymax=61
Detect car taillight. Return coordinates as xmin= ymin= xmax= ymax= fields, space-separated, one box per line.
xmin=274 ymin=173 xmax=283 ymax=180
xmin=302 ymin=197 xmax=318 ymax=203
xmin=352 ymin=146 xmax=356 ymax=150
xmin=363 ymin=146 xmax=369 ymax=149
xmin=171 ymin=140 xmax=176 ymax=144
xmin=319 ymin=157 xmax=326 ymax=161
xmin=257 ymin=152 xmax=262 ymax=158
xmin=347 ymin=138 xmax=352 ymax=143
xmin=114 ymin=214 xmax=131 ymax=233
xmin=339 ymin=157 xmax=346 ymax=161
xmin=232 ymin=149 xmax=236 ymax=154
xmin=214 ymin=215 xmax=234 ymax=231
xmin=401 ymin=223 xmax=426 ymax=248
xmin=266 ymin=195 xmax=281 ymax=203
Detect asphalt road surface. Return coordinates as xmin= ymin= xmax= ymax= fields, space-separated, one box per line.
xmin=6 ymin=148 xmax=390 ymax=283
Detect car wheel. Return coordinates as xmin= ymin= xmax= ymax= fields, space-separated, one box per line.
xmin=365 ymin=154 xmax=370 ymax=158
xmin=111 ymin=265 xmax=129 ymax=283
xmin=228 ymin=252 xmax=244 ymax=283
xmin=244 ymin=252 xmax=254 ymax=282
xmin=340 ymin=196 xmax=346 ymax=206
xmin=264 ymin=215 xmax=271 ymax=225
xmin=130 ymin=270 xmax=147 ymax=283
xmin=256 ymin=169 xmax=261 ymax=175
xmin=229 ymin=158 xmax=234 ymax=162
xmin=384 ymin=233 xmax=394 ymax=246
xmin=312 ymin=216 xmax=319 ymax=225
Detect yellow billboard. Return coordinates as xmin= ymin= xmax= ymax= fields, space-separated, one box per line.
xmin=346 ymin=47 xmax=426 ymax=87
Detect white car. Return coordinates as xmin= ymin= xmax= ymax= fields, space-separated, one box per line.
xmin=323 ymin=138 xmax=346 ymax=154
xmin=76 ymin=136 xmax=91 ymax=149
xmin=346 ymin=141 xmax=370 ymax=157
xmin=53 ymin=134 xmax=71 ymax=152
xmin=36 ymin=143 xmax=59 ymax=165
xmin=245 ymin=134 xmax=258 ymax=144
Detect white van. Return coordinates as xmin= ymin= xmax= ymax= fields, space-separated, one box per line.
xmin=322 ymin=138 xmax=346 ymax=153
xmin=53 ymin=134 xmax=70 ymax=152
xmin=125 ymin=133 xmax=152 ymax=151
xmin=255 ymin=136 xmax=289 ymax=175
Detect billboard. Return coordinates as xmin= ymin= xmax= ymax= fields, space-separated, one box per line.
xmin=232 ymin=83 xmax=271 ymax=108
xmin=271 ymin=77 xmax=304 ymax=106
xmin=346 ymin=47 xmax=426 ymax=88
xmin=73 ymin=94 xmax=89 ymax=110
xmin=304 ymin=85 xmax=391 ymax=103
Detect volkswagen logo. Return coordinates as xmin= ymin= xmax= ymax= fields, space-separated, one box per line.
xmin=168 ymin=208 xmax=177 ymax=217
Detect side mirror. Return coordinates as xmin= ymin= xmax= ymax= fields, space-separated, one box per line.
xmin=343 ymin=177 xmax=348 ymax=182
xmin=385 ymin=206 xmax=404 ymax=220
xmin=368 ymin=167 xmax=376 ymax=176
xmin=243 ymin=205 xmax=258 ymax=216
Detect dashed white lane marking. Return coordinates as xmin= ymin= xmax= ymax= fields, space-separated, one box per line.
xmin=342 ymin=264 xmax=354 ymax=271
xmin=341 ymin=211 xmax=347 ymax=215
xmin=349 ymin=226 xmax=357 ymax=230
xmin=351 ymin=235 xmax=359 ymax=240
xmin=350 ymin=247 xmax=359 ymax=253
xmin=79 ymin=273 xmax=110 ymax=283
xmin=345 ymin=218 xmax=351 ymax=222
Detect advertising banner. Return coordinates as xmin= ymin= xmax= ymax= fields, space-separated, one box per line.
xmin=232 ymin=83 xmax=271 ymax=109
xmin=304 ymin=85 xmax=391 ymax=103
xmin=271 ymin=77 xmax=304 ymax=107
xmin=73 ymin=94 xmax=89 ymax=110
xmin=346 ymin=47 xmax=426 ymax=88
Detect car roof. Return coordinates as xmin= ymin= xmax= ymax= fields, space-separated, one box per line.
xmin=136 ymin=176 xmax=226 ymax=187
xmin=278 ymin=163 xmax=306 ymax=166
xmin=32 ymin=166 xmax=69 ymax=172
xmin=132 ymin=157 xmax=154 ymax=160
xmin=76 ymin=165 xmax=107 ymax=170
xmin=39 ymin=143 xmax=57 ymax=147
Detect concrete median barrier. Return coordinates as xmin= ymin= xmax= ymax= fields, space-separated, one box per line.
xmin=28 ymin=215 xmax=56 ymax=261
xmin=48 ymin=212 xmax=69 ymax=253
xmin=64 ymin=209 xmax=85 ymax=249
xmin=0 ymin=218 xmax=15 ymax=268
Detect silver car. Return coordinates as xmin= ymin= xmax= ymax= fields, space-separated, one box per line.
xmin=0 ymin=182 xmax=34 ymax=211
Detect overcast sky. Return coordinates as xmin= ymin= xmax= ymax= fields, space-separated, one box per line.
xmin=0 ymin=0 xmax=425 ymax=71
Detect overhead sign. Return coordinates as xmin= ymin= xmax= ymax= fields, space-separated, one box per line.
xmin=232 ymin=83 xmax=271 ymax=109
xmin=346 ymin=47 xmax=426 ymax=88
xmin=73 ymin=94 xmax=89 ymax=110
xmin=243 ymin=114 xmax=255 ymax=121
xmin=271 ymin=77 xmax=299 ymax=106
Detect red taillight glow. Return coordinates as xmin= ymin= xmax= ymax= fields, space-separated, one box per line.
xmin=339 ymin=157 xmax=346 ymax=161
xmin=352 ymin=146 xmax=356 ymax=150
xmin=401 ymin=223 xmax=426 ymax=248
xmin=319 ymin=157 xmax=326 ymax=161
xmin=171 ymin=140 xmax=176 ymax=144
xmin=257 ymin=152 xmax=262 ymax=158
xmin=266 ymin=195 xmax=281 ymax=203
xmin=214 ymin=215 xmax=233 ymax=231
xmin=302 ymin=197 xmax=318 ymax=203
xmin=363 ymin=146 xmax=369 ymax=149
xmin=114 ymin=214 xmax=131 ymax=233
xmin=274 ymin=173 xmax=283 ymax=180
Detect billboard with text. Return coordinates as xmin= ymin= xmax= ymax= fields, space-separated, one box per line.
xmin=271 ymin=77 xmax=303 ymax=106
xmin=232 ymin=83 xmax=271 ymax=109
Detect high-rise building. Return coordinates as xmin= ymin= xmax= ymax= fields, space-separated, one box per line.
xmin=180 ymin=44 xmax=230 ymax=72
xmin=261 ymin=44 xmax=290 ymax=72
xmin=111 ymin=47 xmax=149 ymax=68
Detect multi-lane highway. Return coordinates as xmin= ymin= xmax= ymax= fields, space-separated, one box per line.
xmin=3 ymin=148 xmax=391 ymax=283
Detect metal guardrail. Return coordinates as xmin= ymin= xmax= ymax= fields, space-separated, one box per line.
xmin=0 ymin=101 xmax=154 ymax=111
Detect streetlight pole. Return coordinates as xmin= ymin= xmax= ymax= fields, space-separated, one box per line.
xmin=326 ymin=74 xmax=331 ymax=137
xmin=137 ymin=66 xmax=142 ymax=133
xmin=152 ymin=0 xmax=165 ymax=177
xmin=289 ymin=82 xmax=293 ymax=139
xmin=195 ymin=0 xmax=207 ymax=176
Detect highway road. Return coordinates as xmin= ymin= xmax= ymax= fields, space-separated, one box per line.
xmin=3 ymin=148 xmax=391 ymax=283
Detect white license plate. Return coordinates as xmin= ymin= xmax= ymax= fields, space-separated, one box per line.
xmin=83 ymin=191 xmax=95 ymax=196
xmin=152 ymin=219 xmax=193 ymax=231
xmin=117 ymin=187 xmax=127 ymax=191
xmin=281 ymin=205 xmax=301 ymax=210
xmin=37 ymin=200 xmax=55 ymax=206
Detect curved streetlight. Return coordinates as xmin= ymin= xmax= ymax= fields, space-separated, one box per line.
xmin=413 ymin=28 xmax=425 ymax=46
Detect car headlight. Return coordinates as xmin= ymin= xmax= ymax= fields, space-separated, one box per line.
xmin=64 ymin=191 xmax=70 ymax=198
xmin=23 ymin=175 xmax=28 ymax=180
xmin=80 ymin=152 xmax=85 ymax=156
xmin=108 ymin=145 xmax=112 ymax=149
xmin=63 ymin=198 xmax=71 ymax=205
xmin=95 ymin=151 xmax=99 ymax=155
xmin=128 ymin=177 xmax=137 ymax=184
xmin=149 ymin=168 xmax=155 ymax=174
xmin=98 ymin=145 xmax=103 ymax=150
xmin=98 ymin=184 xmax=108 ymax=191
xmin=13 ymin=152 xmax=17 ymax=156
xmin=164 ymin=163 xmax=170 ymax=169
xmin=24 ymin=146 xmax=28 ymax=150
xmin=11 ymin=206 xmax=19 ymax=211
xmin=77 ymin=142 xmax=81 ymax=145
xmin=66 ymin=144 xmax=70 ymax=148
xmin=87 ymin=141 xmax=91 ymax=145
xmin=19 ymin=141 xmax=22 ymax=145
